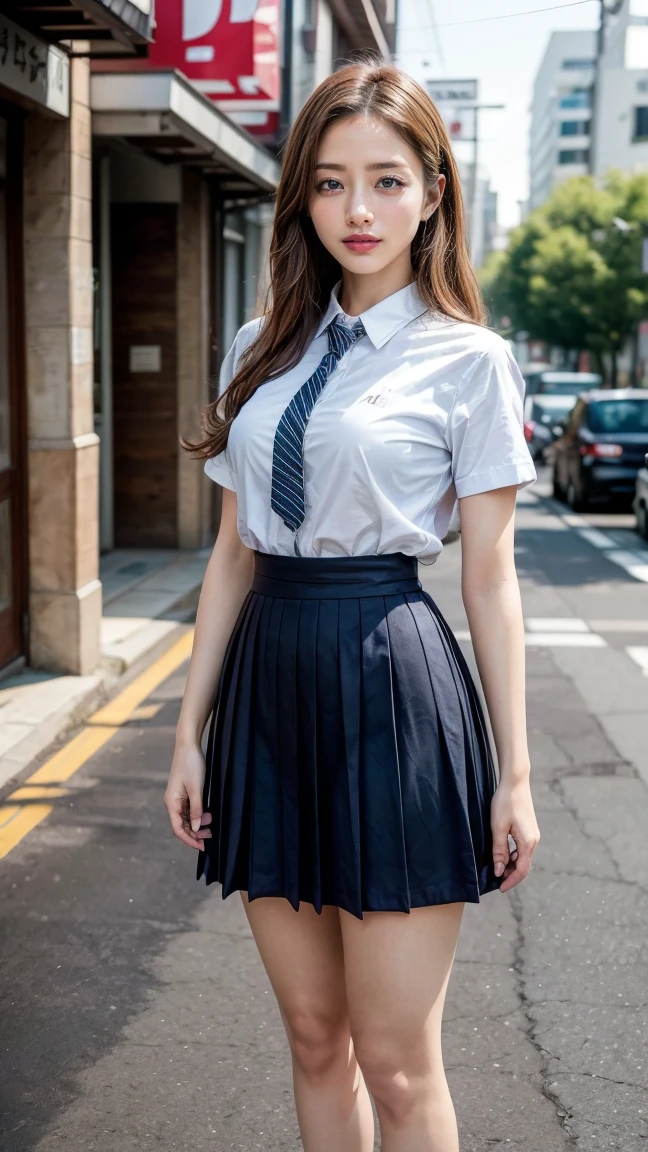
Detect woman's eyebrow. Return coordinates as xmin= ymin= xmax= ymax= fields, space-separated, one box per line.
xmin=314 ymin=160 xmax=410 ymax=171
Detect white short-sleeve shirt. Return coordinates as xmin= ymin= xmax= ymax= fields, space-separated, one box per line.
xmin=205 ymin=278 xmax=537 ymax=565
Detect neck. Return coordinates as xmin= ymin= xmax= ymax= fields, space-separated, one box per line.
xmin=338 ymin=254 xmax=414 ymax=316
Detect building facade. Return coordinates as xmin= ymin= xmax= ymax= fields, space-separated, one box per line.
xmin=0 ymin=3 xmax=154 ymax=678
xmin=593 ymin=0 xmax=648 ymax=178
xmin=529 ymin=30 xmax=597 ymax=210
xmin=0 ymin=0 xmax=395 ymax=681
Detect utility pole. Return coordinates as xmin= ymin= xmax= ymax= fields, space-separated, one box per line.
xmin=456 ymin=103 xmax=505 ymax=260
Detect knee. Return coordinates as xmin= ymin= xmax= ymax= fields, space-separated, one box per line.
xmin=353 ymin=1034 xmax=440 ymax=1128
xmin=284 ymin=1006 xmax=351 ymax=1085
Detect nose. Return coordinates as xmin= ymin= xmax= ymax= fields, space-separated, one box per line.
xmin=346 ymin=198 xmax=374 ymax=228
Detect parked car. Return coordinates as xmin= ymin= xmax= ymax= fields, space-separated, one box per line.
xmin=524 ymin=369 xmax=603 ymax=398
xmin=633 ymin=452 xmax=648 ymax=540
xmin=523 ymin=394 xmax=577 ymax=461
xmin=552 ymin=390 xmax=648 ymax=511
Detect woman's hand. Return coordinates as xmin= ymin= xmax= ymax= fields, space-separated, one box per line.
xmin=164 ymin=740 xmax=212 ymax=851
xmin=491 ymin=778 xmax=540 ymax=892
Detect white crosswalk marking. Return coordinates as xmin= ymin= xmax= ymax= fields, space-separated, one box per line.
xmin=626 ymin=647 xmax=648 ymax=675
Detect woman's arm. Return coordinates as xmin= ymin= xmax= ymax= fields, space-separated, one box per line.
xmin=164 ymin=488 xmax=255 ymax=850
xmin=458 ymin=484 xmax=540 ymax=892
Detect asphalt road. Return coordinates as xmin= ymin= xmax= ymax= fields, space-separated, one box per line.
xmin=1 ymin=468 xmax=647 ymax=1152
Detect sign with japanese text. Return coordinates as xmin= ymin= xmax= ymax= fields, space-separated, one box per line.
xmin=0 ymin=16 xmax=69 ymax=117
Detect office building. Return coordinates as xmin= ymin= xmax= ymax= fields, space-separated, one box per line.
xmin=529 ymin=30 xmax=597 ymax=210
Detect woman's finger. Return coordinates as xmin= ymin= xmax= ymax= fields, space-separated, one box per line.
xmin=492 ymin=825 xmax=510 ymax=878
xmin=169 ymin=803 xmax=203 ymax=850
xmin=499 ymin=840 xmax=534 ymax=892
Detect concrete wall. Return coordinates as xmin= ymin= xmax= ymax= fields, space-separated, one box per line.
xmin=23 ymin=54 xmax=101 ymax=674
xmin=596 ymin=68 xmax=648 ymax=176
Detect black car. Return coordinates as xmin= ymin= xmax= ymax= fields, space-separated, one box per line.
xmin=552 ymin=390 xmax=648 ymax=511
xmin=523 ymin=394 xmax=577 ymax=461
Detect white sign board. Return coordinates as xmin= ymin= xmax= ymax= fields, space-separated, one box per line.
xmin=0 ymin=16 xmax=69 ymax=117
xmin=129 ymin=345 xmax=162 ymax=373
xmin=426 ymin=79 xmax=478 ymax=104
xmin=425 ymin=79 xmax=478 ymax=142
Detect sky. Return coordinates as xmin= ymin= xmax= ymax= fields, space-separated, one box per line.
xmin=395 ymin=0 xmax=601 ymax=228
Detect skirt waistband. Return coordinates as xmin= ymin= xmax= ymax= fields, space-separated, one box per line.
xmin=251 ymin=550 xmax=422 ymax=600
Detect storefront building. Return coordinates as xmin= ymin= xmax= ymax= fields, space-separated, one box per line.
xmin=89 ymin=70 xmax=279 ymax=553
xmin=0 ymin=0 xmax=391 ymax=680
xmin=0 ymin=2 xmax=153 ymax=678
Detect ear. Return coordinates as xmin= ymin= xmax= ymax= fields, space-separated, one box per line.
xmin=422 ymin=174 xmax=446 ymax=222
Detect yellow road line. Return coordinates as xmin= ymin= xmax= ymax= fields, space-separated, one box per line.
xmin=8 ymin=786 xmax=70 ymax=800
xmin=0 ymin=628 xmax=194 ymax=861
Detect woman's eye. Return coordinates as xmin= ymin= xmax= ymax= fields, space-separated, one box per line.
xmin=315 ymin=176 xmax=404 ymax=192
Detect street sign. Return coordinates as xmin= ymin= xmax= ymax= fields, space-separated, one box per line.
xmin=425 ymin=79 xmax=479 ymax=142
xmin=426 ymin=80 xmax=478 ymax=103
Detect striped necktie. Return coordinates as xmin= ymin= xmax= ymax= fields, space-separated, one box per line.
xmin=271 ymin=314 xmax=366 ymax=550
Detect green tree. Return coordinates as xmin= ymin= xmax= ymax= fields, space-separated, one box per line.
xmin=481 ymin=171 xmax=648 ymax=384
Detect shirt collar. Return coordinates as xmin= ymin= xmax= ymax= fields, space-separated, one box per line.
xmin=314 ymin=277 xmax=429 ymax=350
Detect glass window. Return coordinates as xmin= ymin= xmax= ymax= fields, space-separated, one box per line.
xmin=558 ymin=148 xmax=590 ymax=165
xmin=531 ymin=399 xmax=575 ymax=423
xmin=634 ymin=106 xmax=648 ymax=139
xmin=559 ymin=90 xmax=592 ymax=109
xmin=588 ymin=400 xmax=648 ymax=433
xmin=561 ymin=58 xmax=596 ymax=69
xmin=560 ymin=120 xmax=590 ymax=136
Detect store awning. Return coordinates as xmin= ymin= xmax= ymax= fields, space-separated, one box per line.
xmin=2 ymin=0 xmax=153 ymax=54
xmin=91 ymin=71 xmax=280 ymax=196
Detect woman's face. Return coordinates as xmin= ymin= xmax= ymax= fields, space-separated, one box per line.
xmin=307 ymin=114 xmax=445 ymax=278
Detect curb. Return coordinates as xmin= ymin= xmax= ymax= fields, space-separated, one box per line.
xmin=0 ymin=609 xmax=197 ymax=797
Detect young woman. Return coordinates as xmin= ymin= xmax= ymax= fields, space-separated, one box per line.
xmin=165 ymin=59 xmax=540 ymax=1152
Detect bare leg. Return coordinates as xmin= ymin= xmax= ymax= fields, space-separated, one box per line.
xmin=340 ymin=901 xmax=464 ymax=1152
xmin=240 ymin=893 xmax=375 ymax=1152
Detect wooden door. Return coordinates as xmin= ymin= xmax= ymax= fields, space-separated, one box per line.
xmin=111 ymin=204 xmax=178 ymax=548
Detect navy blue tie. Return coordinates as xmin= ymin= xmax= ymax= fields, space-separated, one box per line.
xmin=271 ymin=314 xmax=366 ymax=551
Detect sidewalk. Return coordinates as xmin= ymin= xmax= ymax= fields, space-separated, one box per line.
xmin=0 ymin=548 xmax=209 ymax=792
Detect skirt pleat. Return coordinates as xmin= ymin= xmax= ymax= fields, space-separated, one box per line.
xmin=337 ymin=598 xmax=363 ymax=913
xmin=196 ymin=551 xmax=502 ymax=918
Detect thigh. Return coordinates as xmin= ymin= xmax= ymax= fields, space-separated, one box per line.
xmin=339 ymin=903 xmax=464 ymax=1062
xmin=240 ymin=893 xmax=348 ymax=1029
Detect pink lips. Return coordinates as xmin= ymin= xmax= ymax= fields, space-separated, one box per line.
xmin=342 ymin=236 xmax=382 ymax=253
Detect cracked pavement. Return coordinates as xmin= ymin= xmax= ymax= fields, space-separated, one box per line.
xmin=1 ymin=475 xmax=647 ymax=1150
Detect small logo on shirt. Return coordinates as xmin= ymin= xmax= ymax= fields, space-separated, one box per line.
xmin=357 ymin=388 xmax=392 ymax=408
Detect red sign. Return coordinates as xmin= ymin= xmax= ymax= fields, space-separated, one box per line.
xmin=111 ymin=0 xmax=281 ymax=115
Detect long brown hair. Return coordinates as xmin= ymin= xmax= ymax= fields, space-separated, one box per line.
xmin=185 ymin=58 xmax=485 ymax=462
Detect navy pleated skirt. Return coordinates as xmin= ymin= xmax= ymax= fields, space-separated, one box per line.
xmin=196 ymin=550 xmax=502 ymax=918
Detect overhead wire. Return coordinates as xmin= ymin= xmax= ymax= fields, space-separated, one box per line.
xmin=397 ymin=0 xmax=596 ymax=37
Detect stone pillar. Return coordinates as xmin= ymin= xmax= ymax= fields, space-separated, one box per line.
xmin=177 ymin=168 xmax=213 ymax=549
xmin=23 ymin=54 xmax=101 ymax=674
